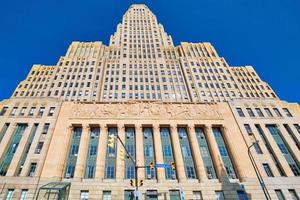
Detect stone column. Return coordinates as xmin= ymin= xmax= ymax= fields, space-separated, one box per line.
xmin=6 ymin=123 xmax=34 ymax=176
xmin=116 ymin=124 xmax=125 ymax=180
xmin=260 ymin=125 xmax=294 ymax=176
xmin=187 ymin=124 xmax=207 ymax=182
xmin=152 ymin=124 xmax=165 ymax=182
xmin=74 ymin=125 xmax=90 ymax=179
xmin=170 ymin=124 xmax=186 ymax=182
xmin=135 ymin=124 xmax=145 ymax=179
xmin=95 ymin=125 xmax=108 ymax=179
xmin=204 ymin=125 xmax=223 ymax=180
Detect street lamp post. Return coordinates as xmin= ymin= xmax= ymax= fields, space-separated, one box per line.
xmin=247 ymin=141 xmax=271 ymax=200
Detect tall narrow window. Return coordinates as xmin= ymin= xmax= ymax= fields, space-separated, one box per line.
xmin=283 ymin=124 xmax=300 ymax=150
xmin=42 ymin=123 xmax=50 ymax=134
xmin=255 ymin=124 xmax=285 ymax=176
xmin=160 ymin=127 xmax=176 ymax=179
xmin=80 ymin=190 xmax=89 ymax=200
xmin=102 ymin=191 xmax=111 ymax=200
xmin=236 ymin=108 xmax=245 ymax=117
xmin=48 ymin=107 xmax=55 ymax=116
xmin=264 ymin=108 xmax=273 ymax=117
xmin=28 ymin=107 xmax=36 ymax=116
xmin=143 ymin=127 xmax=156 ymax=179
xmin=273 ymin=108 xmax=282 ymax=117
xmin=262 ymin=163 xmax=274 ymax=177
xmin=38 ymin=107 xmax=45 ymax=117
xmin=246 ymin=108 xmax=255 ymax=117
xmin=195 ymin=127 xmax=217 ymax=179
xmin=6 ymin=189 xmax=14 ymax=200
xmin=244 ymin=124 xmax=253 ymax=134
xmin=105 ymin=128 xmax=117 ymax=179
xmin=215 ymin=191 xmax=225 ymax=200
xmin=125 ymin=128 xmax=135 ymax=179
xmin=213 ymin=127 xmax=237 ymax=179
xmin=267 ymin=125 xmax=300 ymax=176
xmin=255 ymin=108 xmax=264 ymax=117
xmin=294 ymin=124 xmax=300 ymax=134
xmin=85 ymin=127 xmax=100 ymax=179
xmin=27 ymin=162 xmax=37 ymax=176
xmin=0 ymin=124 xmax=27 ymax=176
xmin=289 ymin=189 xmax=299 ymax=200
xmin=193 ymin=191 xmax=203 ymax=200
xmin=19 ymin=107 xmax=27 ymax=116
xmin=178 ymin=127 xmax=196 ymax=179
xmin=0 ymin=123 xmax=10 ymax=143
xmin=169 ymin=190 xmax=180 ymax=200
xmin=0 ymin=106 xmax=8 ymax=116
xmin=20 ymin=189 xmax=28 ymax=200
xmin=283 ymin=108 xmax=293 ymax=117
xmin=64 ymin=127 xmax=82 ymax=178
xmin=10 ymin=107 xmax=17 ymax=116
xmin=124 ymin=190 xmax=134 ymax=200
xmin=275 ymin=190 xmax=285 ymax=200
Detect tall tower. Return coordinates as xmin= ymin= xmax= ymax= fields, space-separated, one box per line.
xmin=1 ymin=4 xmax=300 ymax=200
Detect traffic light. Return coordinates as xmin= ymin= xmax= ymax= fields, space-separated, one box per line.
xmin=120 ymin=147 xmax=125 ymax=161
xmin=149 ymin=162 xmax=155 ymax=170
xmin=107 ymin=134 xmax=115 ymax=148
xmin=139 ymin=180 xmax=143 ymax=187
xmin=130 ymin=179 xmax=134 ymax=187
xmin=171 ymin=162 xmax=176 ymax=171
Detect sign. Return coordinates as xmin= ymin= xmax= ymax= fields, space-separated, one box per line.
xmin=155 ymin=163 xmax=170 ymax=168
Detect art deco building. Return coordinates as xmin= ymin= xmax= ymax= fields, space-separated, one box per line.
xmin=0 ymin=4 xmax=300 ymax=200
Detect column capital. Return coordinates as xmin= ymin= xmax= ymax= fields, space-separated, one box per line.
xmin=67 ymin=125 xmax=73 ymax=132
xmin=135 ymin=124 xmax=143 ymax=131
xmin=170 ymin=124 xmax=177 ymax=131
xmin=117 ymin=124 xmax=125 ymax=132
xmin=187 ymin=123 xmax=195 ymax=130
xmin=204 ymin=124 xmax=212 ymax=130
xmin=152 ymin=124 xmax=160 ymax=131
xmin=100 ymin=124 xmax=108 ymax=131
xmin=83 ymin=124 xmax=91 ymax=131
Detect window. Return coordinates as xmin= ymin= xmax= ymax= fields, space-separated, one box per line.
xmin=273 ymin=108 xmax=282 ymax=117
xmin=186 ymin=166 xmax=196 ymax=179
xmin=169 ymin=190 xmax=180 ymax=200
xmin=283 ymin=108 xmax=293 ymax=117
xmin=163 ymin=145 xmax=172 ymax=156
xmin=35 ymin=142 xmax=44 ymax=154
xmin=236 ymin=108 xmax=245 ymax=117
xmin=6 ymin=189 xmax=14 ymax=200
xmin=80 ymin=190 xmax=89 ymax=200
xmin=86 ymin=165 xmax=94 ymax=178
xmin=263 ymin=163 xmax=274 ymax=177
xmin=219 ymin=146 xmax=228 ymax=156
xmin=193 ymin=191 xmax=203 ymax=200
xmin=254 ymin=143 xmax=263 ymax=154
xmin=0 ymin=107 xmax=8 ymax=116
xmin=126 ymin=166 xmax=135 ymax=179
xmin=28 ymin=162 xmax=37 ymax=176
xmin=20 ymin=189 xmax=28 ymax=200
xmin=255 ymin=108 xmax=264 ymax=117
xmin=144 ymin=145 xmax=153 ymax=157
xmin=71 ymin=145 xmax=79 ymax=155
xmin=246 ymin=108 xmax=255 ymax=117
xmin=38 ymin=107 xmax=45 ymax=116
xmin=264 ymin=108 xmax=273 ymax=117
xmin=294 ymin=124 xmax=300 ymax=134
xmin=182 ymin=146 xmax=191 ymax=157
xmin=10 ymin=107 xmax=17 ymax=116
xmin=102 ymin=191 xmax=112 ymax=200
xmin=19 ymin=107 xmax=27 ymax=116
xmin=146 ymin=190 xmax=158 ymax=200
xmin=275 ymin=190 xmax=285 ymax=200
xmin=237 ymin=190 xmax=248 ymax=200
xmin=244 ymin=124 xmax=253 ymax=134
xmin=215 ymin=191 xmax=225 ymax=200
xmin=48 ymin=107 xmax=55 ymax=116
xmin=106 ymin=166 xmax=115 ymax=179
xmin=29 ymin=107 xmax=36 ymax=116
xmin=278 ymin=143 xmax=288 ymax=154
xmin=89 ymin=145 xmax=97 ymax=156
xmin=42 ymin=123 xmax=50 ymax=134
xmin=289 ymin=189 xmax=299 ymax=200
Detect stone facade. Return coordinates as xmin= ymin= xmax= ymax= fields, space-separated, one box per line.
xmin=0 ymin=3 xmax=300 ymax=200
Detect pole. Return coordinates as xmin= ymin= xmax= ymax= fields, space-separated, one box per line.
xmin=248 ymin=142 xmax=271 ymax=200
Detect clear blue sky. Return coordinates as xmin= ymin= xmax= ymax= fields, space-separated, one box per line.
xmin=0 ymin=0 xmax=299 ymax=103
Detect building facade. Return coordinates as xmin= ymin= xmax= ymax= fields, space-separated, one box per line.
xmin=0 ymin=4 xmax=300 ymax=200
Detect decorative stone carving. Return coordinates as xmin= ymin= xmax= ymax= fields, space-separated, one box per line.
xmin=70 ymin=102 xmax=223 ymax=120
